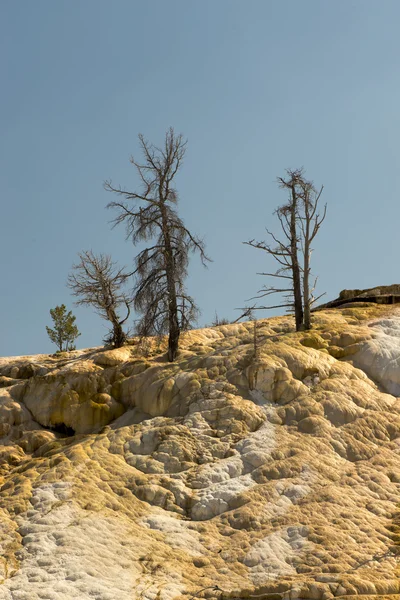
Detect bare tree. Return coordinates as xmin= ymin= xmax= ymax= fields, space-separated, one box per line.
xmin=277 ymin=169 xmax=304 ymax=330
xmin=243 ymin=169 xmax=304 ymax=330
xmin=295 ymin=174 xmax=327 ymax=329
xmin=243 ymin=168 xmax=326 ymax=331
xmin=104 ymin=127 xmax=210 ymax=361
xmin=67 ymin=251 xmax=131 ymax=348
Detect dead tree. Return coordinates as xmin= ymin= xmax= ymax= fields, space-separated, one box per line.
xmin=243 ymin=168 xmax=326 ymax=331
xmin=277 ymin=170 xmax=304 ymax=330
xmin=67 ymin=250 xmax=131 ymax=348
xmin=243 ymin=169 xmax=304 ymax=330
xmin=295 ymin=174 xmax=327 ymax=329
xmin=104 ymin=127 xmax=210 ymax=362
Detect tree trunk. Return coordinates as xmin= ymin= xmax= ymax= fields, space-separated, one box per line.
xmin=105 ymin=302 xmax=125 ymax=348
xmin=113 ymin=320 xmax=125 ymax=348
xmin=290 ymin=185 xmax=303 ymax=331
xmin=160 ymin=204 xmax=180 ymax=362
xmin=303 ymin=243 xmax=311 ymax=330
xmin=302 ymin=199 xmax=311 ymax=330
xmin=166 ymin=255 xmax=180 ymax=361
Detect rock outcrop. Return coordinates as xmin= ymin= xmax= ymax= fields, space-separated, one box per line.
xmin=315 ymin=283 xmax=400 ymax=311
xmin=0 ymin=305 xmax=399 ymax=599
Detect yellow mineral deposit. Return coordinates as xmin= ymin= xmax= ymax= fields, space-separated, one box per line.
xmin=0 ymin=304 xmax=399 ymax=599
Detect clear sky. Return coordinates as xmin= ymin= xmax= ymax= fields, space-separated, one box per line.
xmin=2 ymin=0 xmax=400 ymax=356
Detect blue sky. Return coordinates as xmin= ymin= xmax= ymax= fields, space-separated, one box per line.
xmin=2 ymin=0 xmax=400 ymax=356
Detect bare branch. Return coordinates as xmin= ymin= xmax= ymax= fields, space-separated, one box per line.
xmin=246 ymin=287 xmax=293 ymax=302
xmin=231 ymin=304 xmax=256 ymax=323
xmin=236 ymin=304 xmax=292 ymax=311
xmin=257 ymin=272 xmax=292 ymax=279
xmin=310 ymin=292 xmax=326 ymax=306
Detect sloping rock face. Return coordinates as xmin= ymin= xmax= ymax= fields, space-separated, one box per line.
xmin=0 ymin=306 xmax=399 ymax=600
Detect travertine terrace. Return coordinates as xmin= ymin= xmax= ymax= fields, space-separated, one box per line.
xmin=0 ymin=305 xmax=399 ymax=599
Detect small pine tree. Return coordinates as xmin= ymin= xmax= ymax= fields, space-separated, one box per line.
xmin=46 ymin=304 xmax=81 ymax=352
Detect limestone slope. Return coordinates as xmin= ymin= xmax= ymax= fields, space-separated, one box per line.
xmin=0 ymin=305 xmax=399 ymax=600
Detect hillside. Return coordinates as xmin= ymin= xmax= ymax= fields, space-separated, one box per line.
xmin=0 ymin=304 xmax=399 ymax=600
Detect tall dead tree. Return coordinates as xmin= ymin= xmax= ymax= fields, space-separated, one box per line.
xmin=276 ymin=170 xmax=304 ymax=330
xmin=295 ymin=175 xmax=327 ymax=329
xmin=104 ymin=127 xmax=210 ymax=361
xmin=244 ymin=169 xmax=304 ymax=330
xmin=67 ymin=250 xmax=131 ymax=348
xmin=243 ymin=168 xmax=326 ymax=331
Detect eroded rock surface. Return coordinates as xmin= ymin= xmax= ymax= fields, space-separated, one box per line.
xmin=0 ymin=305 xmax=399 ymax=599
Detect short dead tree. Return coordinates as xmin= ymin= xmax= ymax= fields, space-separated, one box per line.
xmin=67 ymin=250 xmax=131 ymax=348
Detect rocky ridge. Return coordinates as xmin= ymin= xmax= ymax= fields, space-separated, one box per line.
xmin=0 ymin=304 xmax=399 ymax=599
